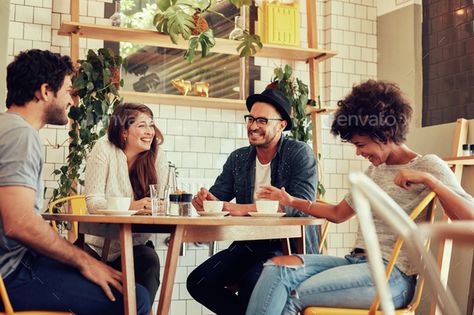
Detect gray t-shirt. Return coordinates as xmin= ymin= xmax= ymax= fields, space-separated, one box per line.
xmin=0 ymin=112 xmax=44 ymax=277
xmin=345 ymin=154 xmax=474 ymax=275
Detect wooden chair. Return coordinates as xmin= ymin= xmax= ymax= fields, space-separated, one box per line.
xmin=48 ymin=195 xmax=111 ymax=262
xmin=0 ymin=274 xmax=72 ymax=315
xmin=303 ymin=172 xmax=459 ymax=315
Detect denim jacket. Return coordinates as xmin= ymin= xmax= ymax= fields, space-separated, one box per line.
xmin=209 ymin=136 xmax=320 ymax=254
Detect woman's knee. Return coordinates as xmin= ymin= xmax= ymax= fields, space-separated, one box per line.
xmin=270 ymin=255 xmax=303 ymax=266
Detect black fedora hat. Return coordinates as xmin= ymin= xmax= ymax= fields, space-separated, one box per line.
xmin=246 ymin=88 xmax=292 ymax=131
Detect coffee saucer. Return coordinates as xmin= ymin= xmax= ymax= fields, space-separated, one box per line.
xmin=197 ymin=211 xmax=230 ymax=217
xmin=248 ymin=212 xmax=285 ymax=217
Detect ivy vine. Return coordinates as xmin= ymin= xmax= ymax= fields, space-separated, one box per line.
xmin=50 ymin=48 xmax=125 ymax=202
xmin=269 ymin=65 xmax=326 ymax=197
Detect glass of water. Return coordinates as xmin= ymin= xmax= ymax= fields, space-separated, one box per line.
xmin=149 ymin=184 xmax=167 ymax=216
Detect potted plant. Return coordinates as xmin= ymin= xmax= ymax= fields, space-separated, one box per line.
xmin=153 ymin=0 xmax=262 ymax=62
xmin=51 ymin=48 xmax=125 ymax=202
xmin=268 ymin=65 xmax=326 ymax=197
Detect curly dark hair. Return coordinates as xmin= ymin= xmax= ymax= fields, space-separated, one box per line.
xmin=330 ymin=80 xmax=413 ymax=144
xmin=6 ymin=49 xmax=74 ymax=108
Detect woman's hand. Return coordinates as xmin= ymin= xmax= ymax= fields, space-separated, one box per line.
xmin=256 ymin=185 xmax=294 ymax=207
xmin=394 ymin=169 xmax=438 ymax=190
xmin=130 ymin=197 xmax=151 ymax=210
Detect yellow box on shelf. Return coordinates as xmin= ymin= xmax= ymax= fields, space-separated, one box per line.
xmin=257 ymin=0 xmax=300 ymax=47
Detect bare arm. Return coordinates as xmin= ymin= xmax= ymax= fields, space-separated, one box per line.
xmin=0 ymin=186 xmax=123 ymax=301
xmin=257 ymin=185 xmax=355 ymax=223
xmin=394 ymin=170 xmax=474 ymax=220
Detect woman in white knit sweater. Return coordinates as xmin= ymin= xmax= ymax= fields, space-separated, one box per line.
xmin=84 ymin=102 xmax=168 ymax=303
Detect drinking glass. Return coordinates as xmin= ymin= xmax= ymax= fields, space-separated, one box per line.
xmin=150 ymin=184 xmax=167 ymax=216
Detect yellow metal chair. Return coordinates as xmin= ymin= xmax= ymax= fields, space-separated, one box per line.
xmin=303 ymin=190 xmax=438 ymax=315
xmin=48 ymin=195 xmax=111 ymax=262
xmin=48 ymin=195 xmax=87 ymax=243
xmin=0 ymin=274 xmax=72 ymax=315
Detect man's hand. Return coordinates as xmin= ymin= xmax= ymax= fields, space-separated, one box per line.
xmin=192 ymin=187 xmax=218 ymax=211
xmin=394 ymin=169 xmax=438 ymax=190
xmin=223 ymin=203 xmax=254 ymax=216
xmin=78 ymin=254 xmax=123 ymax=301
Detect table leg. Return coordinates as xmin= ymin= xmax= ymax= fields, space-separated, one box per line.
xmin=120 ymin=224 xmax=136 ymax=315
xmin=296 ymin=226 xmax=306 ymax=254
xmin=157 ymin=225 xmax=185 ymax=315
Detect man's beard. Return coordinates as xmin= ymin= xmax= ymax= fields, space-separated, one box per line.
xmin=44 ymin=103 xmax=68 ymax=125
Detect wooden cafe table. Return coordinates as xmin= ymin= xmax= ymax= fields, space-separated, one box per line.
xmin=42 ymin=213 xmax=325 ymax=315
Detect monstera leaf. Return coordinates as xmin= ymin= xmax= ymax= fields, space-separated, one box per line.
xmin=237 ymin=33 xmax=263 ymax=57
xmin=154 ymin=5 xmax=195 ymax=44
xmin=184 ymin=29 xmax=216 ymax=62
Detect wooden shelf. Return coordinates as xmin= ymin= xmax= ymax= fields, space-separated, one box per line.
xmin=58 ymin=22 xmax=337 ymax=62
xmin=121 ymin=90 xmax=246 ymax=110
xmin=443 ymin=156 xmax=474 ymax=166
xmin=305 ymin=106 xmax=336 ymax=115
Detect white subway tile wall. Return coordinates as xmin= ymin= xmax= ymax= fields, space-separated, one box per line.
xmin=6 ymin=0 xmax=377 ymax=313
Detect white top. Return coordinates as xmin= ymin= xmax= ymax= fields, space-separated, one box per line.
xmin=345 ymin=154 xmax=474 ymax=275
xmin=84 ymin=137 xmax=168 ymax=261
xmin=254 ymin=157 xmax=271 ymax=202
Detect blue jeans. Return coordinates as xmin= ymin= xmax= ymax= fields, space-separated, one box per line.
xmin=245 ymin=253 xmax=416 ymax=315
xmin=1 ymin=252 xmax=151 ymax=315
xmin=187 ymin=240 xmax=283 ymax=315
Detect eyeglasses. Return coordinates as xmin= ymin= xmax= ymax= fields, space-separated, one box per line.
xmin=244 ymin=115 xmax=283 ymax=126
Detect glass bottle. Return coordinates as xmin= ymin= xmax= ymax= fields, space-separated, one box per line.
xmin=229 ymin=16 xmax=244 ymax=40
xmin=110 ymin=1 xmax=123 ymax=27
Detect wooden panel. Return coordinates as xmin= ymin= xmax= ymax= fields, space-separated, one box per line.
xmin=42 ymin=213 xmax=326 ymax=227
xmin=182 ymin=225 xmax=303 ymax=242
xmin=121 ymin=90 xmax=246 ymax=110
xmin=58 ymin=22 xmax=337 ymax=62
xmin=443 ymin=156 xmax=474 ymax=166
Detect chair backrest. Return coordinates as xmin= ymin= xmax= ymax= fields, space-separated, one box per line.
xmin=0 ymin=274 xmax=14 ymax=314
xmin=48 ymin=195 xmax=87 ymax=242
xmin=349 ymin=172 xmax=461 ymax=315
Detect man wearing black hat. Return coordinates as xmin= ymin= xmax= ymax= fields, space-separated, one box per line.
xmin=187 ymin=88 xmax=318 ymax=315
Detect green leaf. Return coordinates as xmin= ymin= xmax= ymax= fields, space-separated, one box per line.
xmin=229 ymin=0 xmax=252 ymax=8
xmin=236 ymin=34 xmax=263 ymax=57
xmin=156 ymin=0 xmax=172 ymax=12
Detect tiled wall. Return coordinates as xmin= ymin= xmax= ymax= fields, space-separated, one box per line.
xmin=6 ymin=0 xmax=376 ymax=313
xmin=421 ymin=0 xmax=474 ymax=126
xmin=316 ymin=0 xmax=376 ymax=257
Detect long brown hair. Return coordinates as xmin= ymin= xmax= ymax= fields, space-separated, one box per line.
xmin=108 ymin=103 xmax=164 ymax=200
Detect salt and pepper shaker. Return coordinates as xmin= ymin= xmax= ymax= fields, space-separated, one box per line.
xmin=169 ymin=194 xmax=180 ymax=216
xmin=463 ymin=144 xmax=470 ymax=156
xmin=179 ymin=193 xmax=193 ymax=217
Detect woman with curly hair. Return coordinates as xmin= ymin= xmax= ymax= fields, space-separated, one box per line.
xmin=245 ymin=80 xmax=474 ymax=315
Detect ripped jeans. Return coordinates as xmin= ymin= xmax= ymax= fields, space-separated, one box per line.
xmin=245 ymin=253 xmax=416 ymax=315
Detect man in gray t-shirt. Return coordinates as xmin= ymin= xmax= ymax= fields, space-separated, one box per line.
xmin=0 ymin=49 xmax=150 ymax=314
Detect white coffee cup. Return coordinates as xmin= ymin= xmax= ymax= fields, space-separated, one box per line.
xmin=203 ymin=200 xmax=223 ymax=212
xmin=256 ymin=200 xmax=279 ymax=213
xmin=107 ymin=197 xmax=131 ymax=211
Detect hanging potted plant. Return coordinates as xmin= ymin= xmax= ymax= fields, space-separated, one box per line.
xmin=50 ymin=48 xmax=125 ymax=202
xmin=268 ymin=64 xmax=326 ymax=197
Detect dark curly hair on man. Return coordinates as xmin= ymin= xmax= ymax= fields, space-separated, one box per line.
xmin=330 ymin=79 xmax=413 ymax=144
xmin=6 ymin=49 xmax=74 ymax=108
